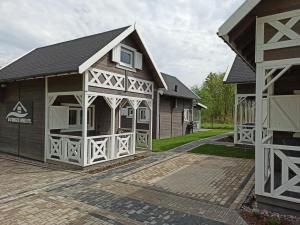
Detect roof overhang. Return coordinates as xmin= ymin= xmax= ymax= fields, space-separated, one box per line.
xmin=218 ymin=0 xmax=261 ymax=37
xmin=194 ymin=102 xmax=207 ymax=109
xmin=223 ymin=55 xmax=236 ymax=83
xmin=78 ymin=25 xmax=168 ymax=90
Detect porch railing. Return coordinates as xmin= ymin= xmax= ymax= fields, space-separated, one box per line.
xmin=237 ymin=124 xmax=255 ymax=145
xmin=87 ymin=132 xmax=134 ymax=166
xmin=262 ymin=144 xmax=300 ymax=204
xmin=48 ymin=134 xmax=83 ymax=166
xmin=136 ymin=129 xmax=150 ymax=149
xmin=47 ymin=132 xmax=134 ymax=166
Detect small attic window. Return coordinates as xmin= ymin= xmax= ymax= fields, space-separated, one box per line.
xmin=174 ymin=85 xmax=178 ymax=92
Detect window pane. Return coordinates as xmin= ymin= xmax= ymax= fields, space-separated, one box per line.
xmin=121 ymin=50 xmax=132 ymax=65
xmin=69 ymin=110 xmax=77 ymax=125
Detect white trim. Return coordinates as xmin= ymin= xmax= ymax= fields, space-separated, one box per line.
xmin=224 ymin=55 xmax=236 ymax=82
xmin=218 ymin=0 xmax=261 ymax=37
xmin=195 ymin=102 xmax=207 ymax=109
xmin=78 ymin=25 xmax=167 ymax=90
xmin=0 ymin=48 xmax=35 ymax=72
xmin=134 ymin=25 xmax=167 ymax=89
xmin=79 ymin=26 xmax=135 ymax=73
xmin=119 ymin=45 xmax=135 ymax=68
xmin=137 ymin=107 xmax=150 ymax=124
xmin=44 ymin=77 xmax=48 ymax=163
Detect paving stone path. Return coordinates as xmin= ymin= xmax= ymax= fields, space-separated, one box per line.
xmin=0 ymin=133 xmax=254 ymax=225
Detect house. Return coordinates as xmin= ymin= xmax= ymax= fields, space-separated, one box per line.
xmin=219 ymin=0 xmax=300 ymax=213
xmin=224 ymin=56 xmax=256 ymax=146
xmin=0 ymin=25 xmax=167 ymax=167
xmin=154 ymin=73 xmax=204 ymax=139
xmin=120 ymin=72 xmax=206 ymax=140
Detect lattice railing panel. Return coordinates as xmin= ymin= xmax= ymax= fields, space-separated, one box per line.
xmin=263 ymin=145 xmax=300 ymax=203
xmin=136 ymin=130 xmax=150 ymax=149
xmin=115 ymin=133 xmax=133 ymax=157
xmin=237 ymin=125 xmax=255 ymax=145
xmin=88 ymin=68 xmax=125 ymax=91
xmin=127 ymin=77 xmax=153 ymax=95
xmin=88 ymin=137 xmax=110 ymax=164
xmin=48 ymin=135 xmax=83 ymax=165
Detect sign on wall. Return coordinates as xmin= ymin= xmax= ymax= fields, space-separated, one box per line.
xmin=6 ymin=101 xmax=33 ymax=124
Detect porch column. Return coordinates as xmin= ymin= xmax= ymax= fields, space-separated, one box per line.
xmin=145 ymin=99 xmax=153 ymax=150
xmin=233 ymin=85 xmax=238 ymax=144
xmin=129 ymin=99 xmax=142 ymax=154
xmin=104 ymin=96 xmax=123 ymax=159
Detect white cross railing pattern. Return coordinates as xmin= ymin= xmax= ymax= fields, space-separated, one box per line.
xmin=48 ymin=134 xmax=83 ymax=166
xmin=262 ymin=144 xmax=300 ymax=204
xmin=136 ymin=129 xmax=150 ymax=149
xmin=237 ymin=124 xmax=255 ymax=145
xmin=87 ymin=68 xmax=154 ymax=96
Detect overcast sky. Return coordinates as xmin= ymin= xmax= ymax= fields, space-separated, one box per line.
xmin=0 ymin=0 xmax=244 ymax=87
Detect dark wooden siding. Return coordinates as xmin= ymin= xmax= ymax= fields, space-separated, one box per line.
xmin=48 ymin=74 xmax=82 ymax=92
xmin=237 ymin=83 xmax=256 ymax=94
xmin=0 ymin=79 xmax=45 ymax=161
xmin=158 ymin=95 xmax=193 ymax=139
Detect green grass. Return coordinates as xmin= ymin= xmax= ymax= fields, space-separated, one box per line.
xmin=152 ymin=129 xmax=230 ymax=152
xmin=201 ymin=123 xmax=234 ymax=130
xmin=189 ymin=144 xmax=255 ymax=159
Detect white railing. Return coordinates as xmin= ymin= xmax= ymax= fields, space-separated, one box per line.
xmin=136 ymin=129 xmax=150 ymax=149
xmin=127 ymin=77 xmax=154 ymax=95
xmin=48 ymin=134 xmax=83 ymax=166
xmin=193 ymin=121 xmax=201 ymax=131
xmin=86 ymin=132 xmax=134 ymax=166
xmin=237 ymin=124 xmax=255 ymax=145
xmin=87 ymin=68 xmax=153 ymax=96
xmin=262 ymin=144 xmax=300 ymax=204
xmin=88 ymin=68 xmax=125 ymax=91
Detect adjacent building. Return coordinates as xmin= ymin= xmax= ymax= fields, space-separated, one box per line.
xmin=219 ymin=0 xmax=300 ymax=213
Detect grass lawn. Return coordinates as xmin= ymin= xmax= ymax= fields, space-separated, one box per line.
xmin=189 ymin=144 xmax=255 ymax=159
xmin=152 ymin=129 xmax=230 ymax=152
xmin=201 ymin=123 xmax=233 ymax=130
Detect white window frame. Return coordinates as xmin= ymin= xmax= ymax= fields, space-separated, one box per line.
xmin=126 ymin=106 xmax=133 ymax=118
xmin=120 ymin=47 xmax=134 ymax=68
xmin=184 ymin=109 xmax=190 ymax=122
xmin=137 ymin=107 xmax=150 ymax=124
xmin=61 ymin=103 xmax=95 ymax=132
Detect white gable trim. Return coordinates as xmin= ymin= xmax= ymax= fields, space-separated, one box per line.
xmin=78 ymin=25 xmax=167 ymax=90
xmin=223 ymin=55 xmax=236 ymax=82
xmin=134 ymin=26 xmax=167 ymax=89
xmin=218 ymin=0 xmax=261 ymax=37
xmin=79 ymin=26 xmax=135 ymax=73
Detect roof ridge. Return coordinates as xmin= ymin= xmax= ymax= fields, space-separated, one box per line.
xmin=36 ymin=26 xmax=130 ymax=50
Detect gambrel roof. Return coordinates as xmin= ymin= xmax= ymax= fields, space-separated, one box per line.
xmin=0 ymin=26 xmax=167 ymax=88
xmin=161 ymin=73 xmax=199 ymax=99
xmin=224 ymin=56 xmax=255 ymax=84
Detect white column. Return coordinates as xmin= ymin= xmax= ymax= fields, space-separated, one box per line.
xmin=82 ymin=73 xmax=88 ymax=166
xmin=44 ymin=77 xmax=48 ymax=163
xmin=148 ymin=99 xmax=153 ymax=151
xmin=132 ymin=106 xmax=137 ymax=154
xmin=234 ymin=85 xmax=238 ymax=144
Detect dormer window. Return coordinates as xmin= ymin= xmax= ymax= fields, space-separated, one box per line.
xmin=174 ymin=85 xmax=178 ymax=92
xmin=112 ymin=44 xmax=143 ymax=71
xmin=120 ymin=47 xmax=134 ymax=68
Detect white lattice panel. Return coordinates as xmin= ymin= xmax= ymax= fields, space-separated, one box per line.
xmin=136 ymin=131 xmax=149 ymax=148
xmin=88 ymin=68 xmax=125 ymax=90
xmin=127 ymin=77 xmax=153 ymax=95
xmin=88 ymin=138 xmax=109 ymax=164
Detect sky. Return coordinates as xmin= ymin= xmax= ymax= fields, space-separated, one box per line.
xmin=0 ymin=0 xmax=244 ymax=87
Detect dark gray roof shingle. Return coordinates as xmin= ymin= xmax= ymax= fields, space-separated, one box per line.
xmin=224 ymin=56 xmax=255 ymax=84
xmin=161 ymin=73 xmax=199 ymax=99
xmin=0 ymin=26 xmax=129 ymax=82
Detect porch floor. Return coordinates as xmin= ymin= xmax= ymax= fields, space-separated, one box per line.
xmin=0 ymin=146 xmax=253 ymax=225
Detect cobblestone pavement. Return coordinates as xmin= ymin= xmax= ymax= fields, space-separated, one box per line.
xmin=0 ymin=135 xmax=254 ymax=225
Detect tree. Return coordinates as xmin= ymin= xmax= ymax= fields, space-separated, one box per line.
xmin=192 ymin=72 xmax=234 ymax=126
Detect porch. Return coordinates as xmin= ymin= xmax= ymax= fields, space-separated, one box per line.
xmin=234 ymin=94 xmax=256 ymax=146
xmin=45 ymin=68 xmax=154 ymax=167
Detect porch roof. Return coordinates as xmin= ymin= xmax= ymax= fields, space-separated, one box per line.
xmin=224 ymin=56 xmax=255 ymax=84
xmin=160 ymin=73 xmax=199 ymax=100
xmin=0 ymin=27 xmax=129 ymax=82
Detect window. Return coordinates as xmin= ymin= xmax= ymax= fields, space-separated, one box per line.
xmin=184 ymin=109 xmax=190 ymax=122
xmin=127 ymin=107 xmax=133 ymax=118
xmin=138 ymin=107 xmax=150 ymax=123
xmin=120 ymin=47 xmax=134 ymax=68
xmin=62 ymin=104 xmax=95 ymax=132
